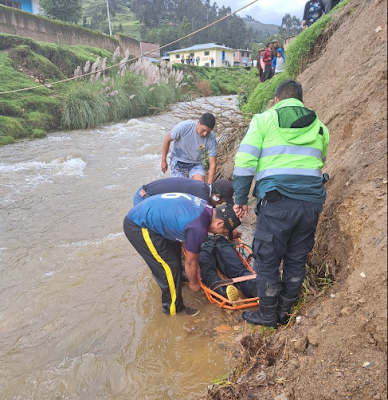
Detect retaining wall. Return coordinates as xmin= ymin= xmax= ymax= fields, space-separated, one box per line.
xmin=0 ymin=5 xmax=141 ymax=57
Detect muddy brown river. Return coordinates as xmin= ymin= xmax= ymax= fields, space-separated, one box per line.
xmin=0 ymin=98 xmax=244 ymax=400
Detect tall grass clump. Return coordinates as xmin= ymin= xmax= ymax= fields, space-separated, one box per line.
xmin=61 ymin=52 xmax=184 ymax=130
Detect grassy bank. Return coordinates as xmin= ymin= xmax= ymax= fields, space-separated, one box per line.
xmin=0 ymin=33 xmax=248 ymax=146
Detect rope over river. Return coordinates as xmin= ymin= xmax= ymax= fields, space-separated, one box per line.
xmin=0 ymin=96 xmax=244 ymax=400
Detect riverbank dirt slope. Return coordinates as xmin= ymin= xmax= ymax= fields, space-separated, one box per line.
xmin=203 ymin=0 xmax=387 ymax=398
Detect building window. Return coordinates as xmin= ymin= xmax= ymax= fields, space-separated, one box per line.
xmin=175 ymin=54 xmax=180 ymax=59
xmin=190 ymin=53 xmax=194 ymax=57
xmin=1 ymin=1 xmax=21 ymax=8
xmin=204 ymin=51 xmax=210 ymax=56
xmin=205 ymin=63 xmax=210 ymax=67
xmin=247 ymin=53 xmax=250 ymax=58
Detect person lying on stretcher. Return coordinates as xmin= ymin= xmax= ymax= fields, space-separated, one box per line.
xmin=199 ymin=235 xmax=258 ymax=301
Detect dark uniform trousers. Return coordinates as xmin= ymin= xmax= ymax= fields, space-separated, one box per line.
xmin=253 ymin=193 xmax=323 ymax=306
xmin=123 ymin=217 xmax=184 ymax=315
xmin=199 ymin=236 xmax=255 ymax=298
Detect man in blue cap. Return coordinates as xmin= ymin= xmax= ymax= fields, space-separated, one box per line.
xmin=123 ymin=193 xmax=241 ymax=315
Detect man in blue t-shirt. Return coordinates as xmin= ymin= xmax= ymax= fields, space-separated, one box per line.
xmin=161 ymin=113 xmax=218 ymax=183
xmin=123 ymin=193 xmax=241 ymax=315
xmin=132 ymin=177 xmax=234 ymax=206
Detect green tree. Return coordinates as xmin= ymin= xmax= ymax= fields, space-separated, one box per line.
xmin=38 ymin=0 xmax=82 ymax=23
xmin=178 ymin=16 xmax=193 ymax=48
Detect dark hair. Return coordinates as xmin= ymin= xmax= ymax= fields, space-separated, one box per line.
xmin=199 ymin=113 xmax=216 ymax=129
xmin=266 ymin=42 xmax=272 ymax=48
xmin=274 ymin=80 xmax=303 ymax=102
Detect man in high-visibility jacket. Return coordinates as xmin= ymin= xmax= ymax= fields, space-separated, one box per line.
xmin=233 ymin=80 xmax=329 ymax=328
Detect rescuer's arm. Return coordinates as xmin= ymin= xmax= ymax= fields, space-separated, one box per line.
xmin=161 ymin=133 xmax=173 ymax=173
xmin=185 ymin=250 xmax=201 ymax=292
xmin=207 ymin=156 xmax=217 ymax=184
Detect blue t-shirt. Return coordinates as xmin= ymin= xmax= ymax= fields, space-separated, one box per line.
xmin=127 ymin=193 xmax=213 ymax=253
xmin=170 ymin=120 xmax=218 ymax=163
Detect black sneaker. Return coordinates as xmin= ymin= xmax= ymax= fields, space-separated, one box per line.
xmin=184 ymin=305 xmax=200 ymax=316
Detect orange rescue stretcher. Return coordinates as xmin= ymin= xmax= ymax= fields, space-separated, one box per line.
xmin=199 ymin=239 xmax=259 ymax=310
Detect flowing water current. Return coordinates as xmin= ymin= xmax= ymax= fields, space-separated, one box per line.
xmin=0 ymin=97 xmax=241 ymax=400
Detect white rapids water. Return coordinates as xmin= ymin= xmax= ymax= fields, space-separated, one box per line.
xmin=0 ymin=97 xmax=243 ymax=400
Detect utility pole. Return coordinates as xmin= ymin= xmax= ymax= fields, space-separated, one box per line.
xmin=105 ymin=0 xmax=112 ymax=36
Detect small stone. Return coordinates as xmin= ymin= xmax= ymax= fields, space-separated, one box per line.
xmin=330 ymin=293 xmax=335 ymax=298
xmin=358 ymin=298 xmax=366 ymax=304
xmin=274 ymin=393 xmax=289 ymax=400
xmin=375 ymin=26 xmax=382 ymax=32
xmin=34 ymin=78 xmax=40 ymax=83
xmin=255 ymin=371 xmax=266 ymax=383
xmin=307 ymin=328 xmax=320 ymax=346
xmin=341 ymin=307 xmax=351 ymax=316
xmin=293 ymin=336 xmax=307 ymax=352
xmin=296 ymin=316 xmax=302 ymax=324
xmin=360 ymin=272 xmax=366 ymax=278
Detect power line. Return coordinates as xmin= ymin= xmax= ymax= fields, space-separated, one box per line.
xmin=0 ymin=0 xmax=259 ymax=95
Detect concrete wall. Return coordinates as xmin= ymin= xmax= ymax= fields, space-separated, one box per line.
xmin=0 ymin=5 xmax=141 ymax=57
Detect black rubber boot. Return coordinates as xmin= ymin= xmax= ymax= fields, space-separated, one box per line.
xmin=278 ymin=294 xmax=299 ymax=325
xmin=242 ymin=303 xmax=278 ymax=328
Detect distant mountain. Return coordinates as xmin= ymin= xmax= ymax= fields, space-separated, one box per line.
xmin=243 ymin=18 xmax=279 ymax=35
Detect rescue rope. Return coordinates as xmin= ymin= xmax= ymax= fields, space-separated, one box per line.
xmin=0 ymin=0 xmax=259 ymax=95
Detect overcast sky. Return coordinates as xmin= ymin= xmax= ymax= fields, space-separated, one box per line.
xmin=215 ymin=0 xmax=307 ymax=25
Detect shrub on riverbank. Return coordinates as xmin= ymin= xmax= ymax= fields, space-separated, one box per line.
xmin=62 ymin=58 xmax=182 ymax=130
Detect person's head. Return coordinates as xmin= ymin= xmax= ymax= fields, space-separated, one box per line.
xmin=272 ymin=40 xmax=279 ymax=49
xmin=196 ymin=113 xmax=216 ymax=137
xmin=266 ymin=42 xmax=272 ymax=49
xmin=274 ymin=80 xmax=303 ymax=103
xmin=277 ymin=50 xmax=282 ymax=58
xmin=209 ymin=204 xmax=241 ymax=239
xmin=210 ymin=179 xmax=234 ymax=206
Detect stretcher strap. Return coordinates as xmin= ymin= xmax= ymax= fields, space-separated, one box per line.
xmin=209 ymin=274 xmax=256 ymax=291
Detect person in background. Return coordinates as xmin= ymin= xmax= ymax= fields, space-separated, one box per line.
xmin=256 ymin=47 xmax=265 ymax=82
xmin=161 ymin=113 xmax=217 ymax=183
xmin=262 ymin=42 xmax=273 ymax=82
xmin=211 ymin=57 xmax=215 ymax=67
xmin=303 ymin=0 xmax=325 ymax=28
xmin=124 ymin=197 xmax=241 ymax=315
xmin=181 ymin=55 xmax=185 ymax=64
xmin=322 ymin=0 xmax=332 ymax=14
xmin=196 ymin=56 xmax=200 ymax=66
xmin=271 ymin=40 xmax=279 ymax=61
xmin=233 ymin=80 xmax=329 ymax=328
xmin=133 ymin=177 xmax=234 ymax=207
xmin=272 ymin=48 xmax=286 ymax=75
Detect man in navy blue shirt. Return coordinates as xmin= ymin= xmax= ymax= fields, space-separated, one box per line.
xmin=133 ymin=177 xmax=234 ymax=206
xmin=123 ymin=193 xmax=241 ymax=315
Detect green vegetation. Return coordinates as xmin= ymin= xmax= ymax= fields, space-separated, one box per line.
xmin=39 ymin=0 xmax=82 ymax=24
xmin=241 ymin=1 xmax=352 ymax=116
xmin=174 ymin=64 xmax=249 ymax=96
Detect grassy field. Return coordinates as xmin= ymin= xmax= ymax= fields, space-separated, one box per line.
xmin=81 ymin=0 xmax=141 ymax=40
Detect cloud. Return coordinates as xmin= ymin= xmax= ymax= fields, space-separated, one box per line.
xmin=217 ymin=0 xmax=306 ymax=25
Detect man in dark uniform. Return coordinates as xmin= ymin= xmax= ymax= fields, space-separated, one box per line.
xmin=233 ymin=80 xmax=329 ymax=327
xmin=124 ymin=194 xmax=241 ymax=315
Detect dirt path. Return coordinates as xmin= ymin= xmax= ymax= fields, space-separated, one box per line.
xmin=202 ymin=0 xmax=387 ymax=398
